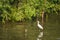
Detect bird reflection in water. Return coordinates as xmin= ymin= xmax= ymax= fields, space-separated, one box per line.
xmin=37 ymin=31 xmax=43 ymax=40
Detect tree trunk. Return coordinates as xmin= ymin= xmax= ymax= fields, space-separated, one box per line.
xmin=42 ymin=11 xmax=44 ymax=26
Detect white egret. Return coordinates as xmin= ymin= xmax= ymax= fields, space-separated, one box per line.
xmin=37 ymin=21 xmax=43 ymax=30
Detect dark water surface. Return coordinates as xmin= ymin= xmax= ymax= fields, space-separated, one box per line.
xmin=0 ymin=15 xmax=60 ymax=40
xmin=43 ymin=15 xmax=60 ymax=40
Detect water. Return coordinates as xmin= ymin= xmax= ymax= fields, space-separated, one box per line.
xmin=43 ymin=15 xmax=60 ymax=40
xmin=0 ymin=15 xmax=60 ymax=40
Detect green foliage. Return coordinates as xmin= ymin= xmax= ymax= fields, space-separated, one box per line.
xmin=0 ymin=0 xmax=60 ymax=23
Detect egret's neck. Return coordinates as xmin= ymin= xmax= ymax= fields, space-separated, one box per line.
xmin=37 ymin=21 xmax=40 ymax=24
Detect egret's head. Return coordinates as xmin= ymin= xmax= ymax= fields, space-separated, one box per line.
xmin=37 ymin=21 xmax=40 ymax=23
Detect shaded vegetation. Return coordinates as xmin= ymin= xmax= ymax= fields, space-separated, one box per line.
xmin=0 ymin=0 xmax=60 ymax=23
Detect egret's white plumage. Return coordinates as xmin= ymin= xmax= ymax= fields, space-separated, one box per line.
xmin=37 ymin=21 xmax=43 ymax=30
